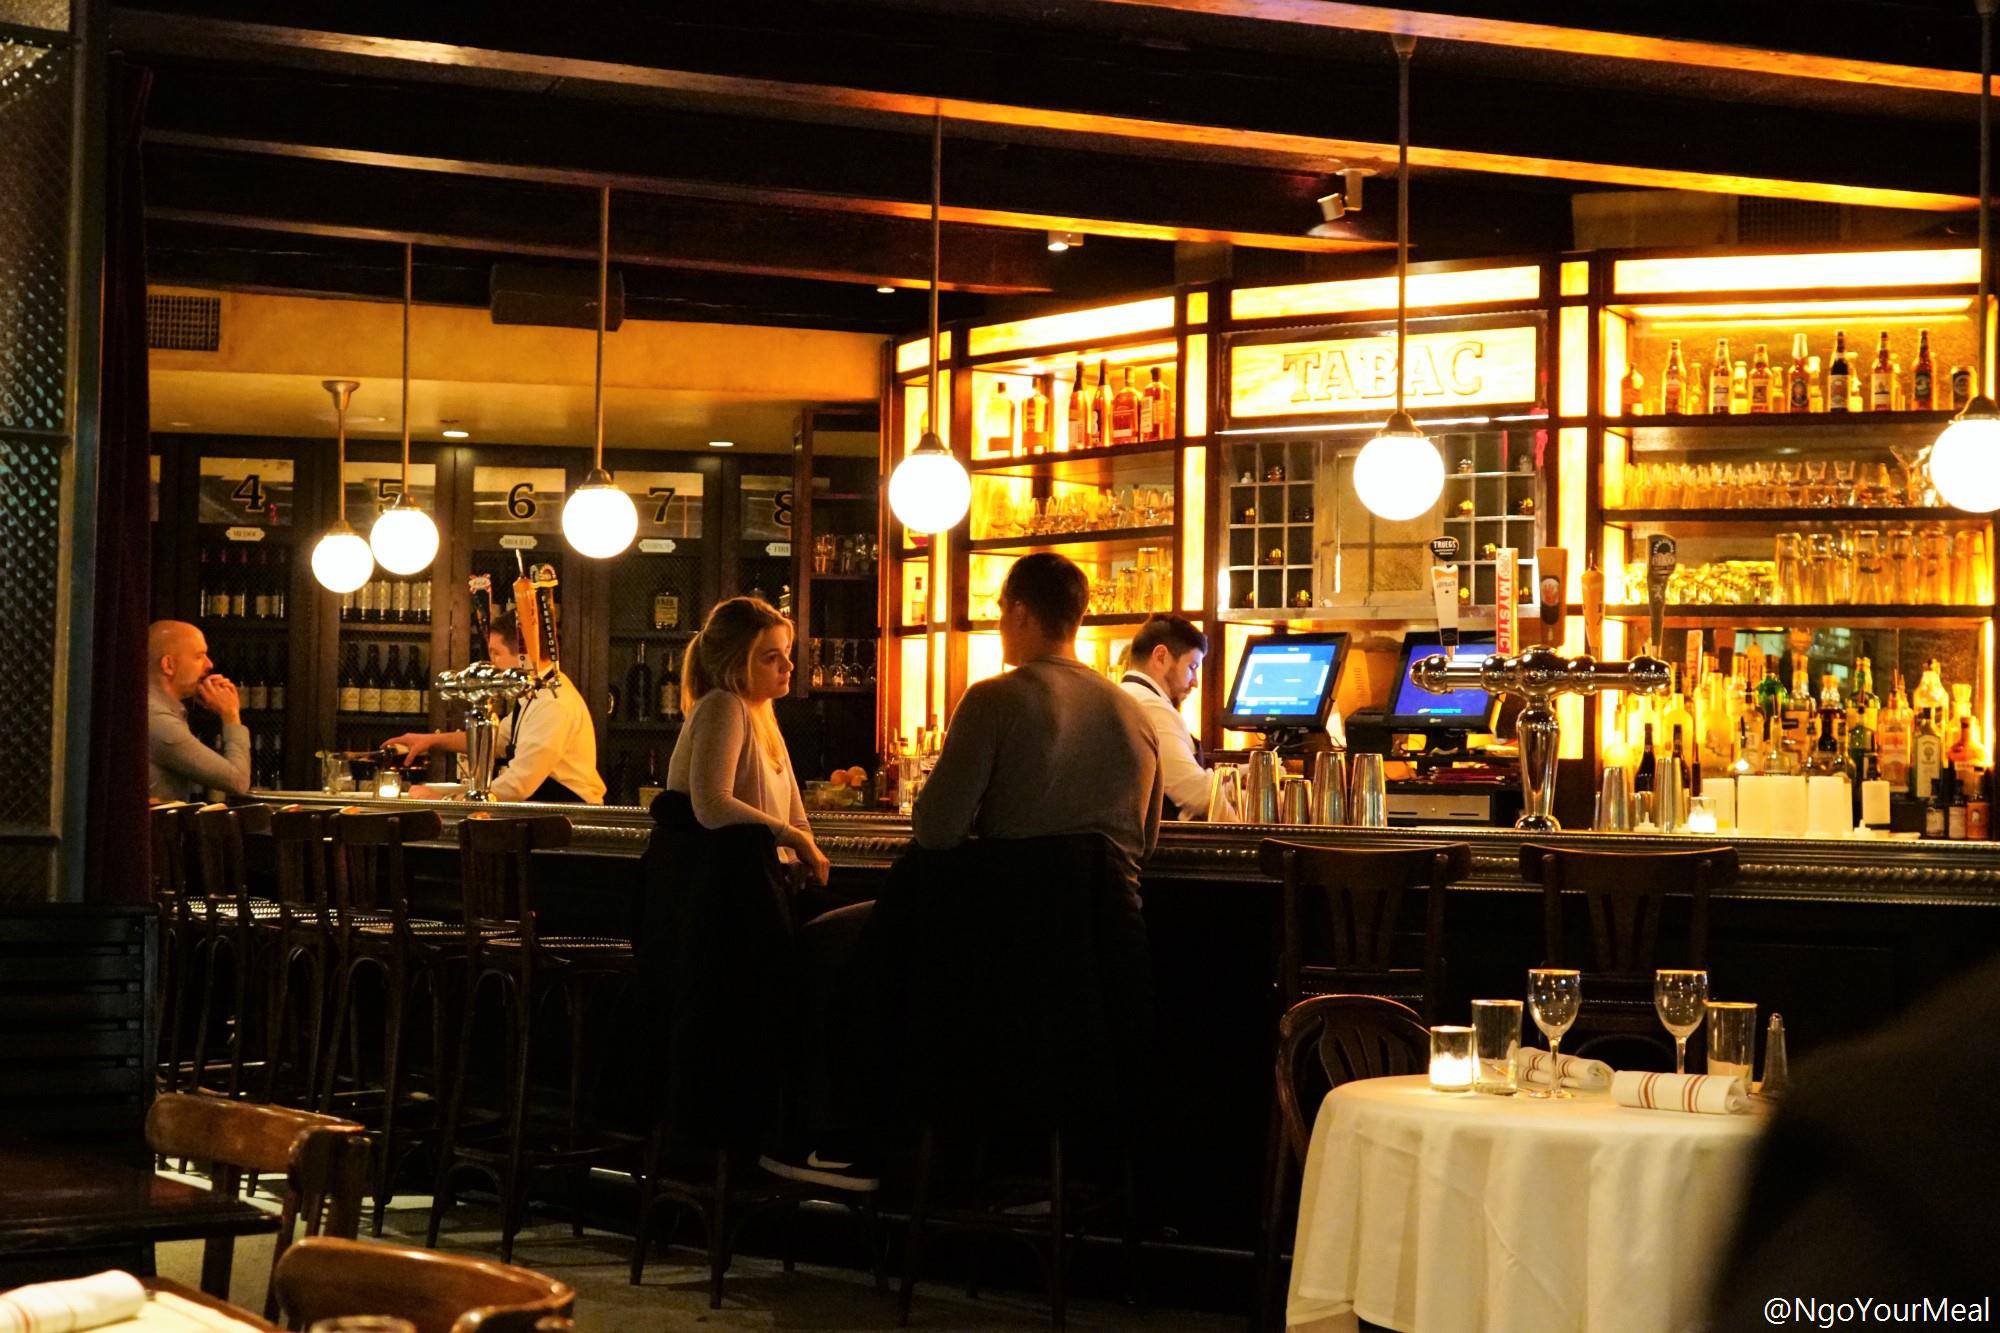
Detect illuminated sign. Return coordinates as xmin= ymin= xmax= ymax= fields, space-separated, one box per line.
xmin=1230 ymin=325 xmax=1539 ymax=420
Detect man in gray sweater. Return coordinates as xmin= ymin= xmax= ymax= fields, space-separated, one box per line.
xmin=147 ymin=619 xmax=251 ymax=803
xmin=913 ymin=552 xmax=1163 ymax=885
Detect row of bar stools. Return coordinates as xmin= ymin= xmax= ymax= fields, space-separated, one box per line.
xmin=428 ymin=812 xmax=638 ymax=1263
xmin=149 ymin=802 xmax=202 ymax=1095
xmin=189 ymin=802 xmax=279 ymax=1098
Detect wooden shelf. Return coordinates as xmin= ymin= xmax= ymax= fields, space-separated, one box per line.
xmin=1444 ymin=470 xmax=1537 ymax=480
xmin=199 ymin=618 xmax=289 ymax=634
xmin=966 ymin=523 xmax=1175 ymax=556
xmin=809 ymin=572 xmax=877 ymax=582
xmin=1602 ymin=603 xmax=1988 ymax=629
xmin=1620 ymin=410 xmax=1953 ymax=430
xmin=969 ymin=438 xmax=1184 ymax=474
xmin=965 ymin=611 xmax=1156 ymax=630
xmin=338 ymin=621 xmax=434 ymax=634
xmin=1445 ymin=514 xmax=1537 ymax=523
xmin=1605 ymin=506 xmax=1979 ymax=525
xmin=610 ymin=628 xmax=696 ymax=640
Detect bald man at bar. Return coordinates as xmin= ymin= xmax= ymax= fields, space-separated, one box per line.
xmin=147 ymin=619 xmax=251 ymax=803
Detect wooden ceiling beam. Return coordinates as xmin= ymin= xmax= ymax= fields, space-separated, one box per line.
xmin=112 ymin=10 xmax=1976 ymax=211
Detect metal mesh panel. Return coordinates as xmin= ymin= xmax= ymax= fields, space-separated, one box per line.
xmin=0 ymin=434 xmax=60 ymax=826
xmin=146 ymin=293 xmax=221 ymax=352
xmin=0 ymin=843 xmax=56 ymax=903
xmin=1739 ymin=199 xmax=1843 ymax=245
xmin=0 ymin=38 xmax=69 ymax=432
xmin=0 ymin=1 xmax=69 ymax=32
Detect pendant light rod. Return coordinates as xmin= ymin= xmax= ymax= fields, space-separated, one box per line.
xmin=400 ymin=243 xmax=413 ymax=488
xmin=927 ymin=107 xmax=942 ymax=439
xmin=1393 ymin=31 xmax=1415 ymax=419
xmin=594 ymin=184 xmax=610 ymax=470
xmin=1980 ymin=0 xmax=1993 ymax=394
xmin=324 ymin=378 xmax=357 ymax=522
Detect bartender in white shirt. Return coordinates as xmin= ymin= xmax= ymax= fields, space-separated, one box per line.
xmin=388 ymin=611 xmax=606 ymax=804
xmin=1118 ymin=614 xmax=1210 ymax=820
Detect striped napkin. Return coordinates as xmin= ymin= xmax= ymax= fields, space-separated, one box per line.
xmin=1516 ymin=1049 xmax=1613 ymax=1091
xmin=0 ymin=1271 xmax=144 ymax=1333
xmin=1611 ymin=1069 xmax=1750 ymax=1115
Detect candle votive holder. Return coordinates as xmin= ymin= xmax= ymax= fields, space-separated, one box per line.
xmin=1469 ymin=999 xmax=1523 ymax=1095
xmin=1428 ymin=1025 xmax=1475 ymax=1093
xmin=375 ymin=769 xmax=403 ymax=799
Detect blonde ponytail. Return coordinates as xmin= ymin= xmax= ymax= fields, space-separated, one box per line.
xmin=683 ymin=596 xmax=791 ymax=769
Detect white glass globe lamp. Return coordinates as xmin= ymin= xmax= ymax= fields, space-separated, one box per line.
xmin=561 ymin=469 xmax=639 ymax=558
xmin=888 ymin=433 xmax=971 ymax=534
xmin=1352 ymin=410 xmax=1446 ymax=522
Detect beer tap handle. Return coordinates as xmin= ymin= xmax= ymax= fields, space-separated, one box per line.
xmin=1646 ymin=534 xmax=1677 ymax=659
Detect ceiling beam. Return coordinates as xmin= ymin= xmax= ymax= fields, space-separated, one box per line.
xmin=112 ymin=10 xmax=1976 ymax=211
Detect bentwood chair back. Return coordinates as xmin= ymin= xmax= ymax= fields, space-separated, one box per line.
xmin=275 ymin=1236 xmax=575 ymax=1333
xmin=261 ymin=806 xmax=338 ymax=1105
xmin=1257 ymin=838 xmax=1472 ymax=1022
xmin=188 ymin=803 xmax=277 ymax=1097
xmin=456 ymin=812 xmax=572 ymax=952
xmin=331 ymin=806 xmax=444 ymax=929
xmin=149 ymin=802 xmax=201 ymax=1093
xmin=144 ymin=1092 xmax=368 ymax=1318
xmin=1253 ymin=995 xmax=1427 ymax=1329
xmin=1520 ymin=842 xmax=1738 ymax=1052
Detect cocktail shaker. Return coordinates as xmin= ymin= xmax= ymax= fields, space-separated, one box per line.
xmin=1594 ymin=766 xmax=1632 ymax=832
xmin=1350 ymin=752 xmax=1388 ymax=827
xmin=1281 ymin=776 xmax=1315 ymax=825
xmin=1310 ymin=750 xmax=1350 ymax=826
xmin=1246 ymin=750 xmax=1282 ymax=824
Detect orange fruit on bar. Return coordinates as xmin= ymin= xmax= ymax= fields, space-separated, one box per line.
xmin=845 ymin=766 xmax=868 ymax=787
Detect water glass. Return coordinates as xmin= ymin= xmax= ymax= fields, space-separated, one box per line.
xmin=1653 ymin=969 xmax=1709 ymax=1074
xmin=1706 ymin=1000 xmax=1758 ymax=1080
xmin=1525 ymin=969 xmax=1582 ymax=1100
xmin=1470 ymin=999 xmax=1523 ymax=1095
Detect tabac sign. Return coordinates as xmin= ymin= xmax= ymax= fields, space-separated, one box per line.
xmin=1230 ymin=324 xmax=1539 ymax=420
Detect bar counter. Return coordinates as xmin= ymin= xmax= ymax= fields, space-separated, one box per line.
xmin=252 ymin=790 xmax=2000 ymax=1254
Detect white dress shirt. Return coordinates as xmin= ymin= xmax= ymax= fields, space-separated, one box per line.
xmin=1120 ymin=670 xmax=1209 ymax=819
xmin=492 ymin=670 xmax=606 ymax=804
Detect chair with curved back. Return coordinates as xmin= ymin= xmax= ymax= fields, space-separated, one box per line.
xmin=149 ymin=802 xmax=202 ymax=1095
xmin=1519 ymin=842 xmax=1739 ymax=1062
xmin=1257 ymin=838 xmax=1473 ymax=1022
xmin=1251 ymin=994 xmax=1428 ymax=1330
xmin=428 ymin=812 xmax=639 ymax=1261
xmin=274 ymin=1235 xmax=574 ymax=1333
xmin=187 ymin=803 xmax=277 ymax=1097
xmin=260 ymin=805 xmax=338 ymax=1107
xmin=144 ymin=1091 xmax=369 ymax=1319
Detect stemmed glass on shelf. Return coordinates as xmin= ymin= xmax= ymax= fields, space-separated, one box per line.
xmin=1525 ymin=969 xmax=1582 ymax=1100
xmin=1654 ymin=969 xmax=1709 ymax=1075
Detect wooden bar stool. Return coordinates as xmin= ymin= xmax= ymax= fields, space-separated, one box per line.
xmin=187 ymin=803 xmax=278 ymax=1098
xmin=427 ymin=812 xmax=639 ymax=1262
xmin=275 ymin=1235 xmax=574 ymax=1333
xmin=314 ymin=805 xmax=451 ymax=1236
xmin=260 ymin=805 xmax=338 ymax=1107
xmin=1519 ymin=842 xmax=1739 ymax=1060
xmin=145 ymin=1091 xmax=370 ymax=1319
xmin=1257 ymin=838 xmax=1474 ymax=1022
xmin=148 ymin=802 xmax=203 ymax=1095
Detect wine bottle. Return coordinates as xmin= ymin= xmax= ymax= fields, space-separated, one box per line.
xmin=245 ymin=648 xmax=268 ymax=712
xmin=360 ymin=644 xmax=383 ymax=715
xmin=1023 ymin=374 xmax=1052 ymax=453
xmin=1912 ymin=329 xmax=1935 ymax=410
xmin=626 ymin=642 xmax=653 ymax=725
xmin=338 ymin=645 xmax=362 ymax=713
xmin=411 ymin=647 xmax=428 ymax=715
xmin=391 ymin=577 xmax=410 ymax=625
xmin=198 ymin=548 xmax=213 ymax=619
xmin=657 ymin=656 xmax=678 ymax=722
xmin=270 ymin=648 xmax=286 ymax=711
xmin=384 ymin=645 xmax=406 ymax=714
xmin=1089 ymin=362 xmax=1109 ymax=448
xmin=1788 ymin=334 xmax=1810 ymax=413
xmin=1748 ymin=343 xmax=1772 ymax=413
xmin=1870 ymin=332 xmax=1894 ymax=411
xmin=1828 ymin=330 xmax=1852 ymax=411
xmin=1708 ymin=338 xmax=1732 ymax=413
xmin=1661 ymin=339 xmax=1686 ymax=415
xmin=1634 ymin=722 xmax=1657 ymax=794
xmin=1066 ymin=361 xmax=1087 ymax=452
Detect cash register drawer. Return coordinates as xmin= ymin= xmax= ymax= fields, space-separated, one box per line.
xmin=1385 ymin=788 xmax=1500 ymax=826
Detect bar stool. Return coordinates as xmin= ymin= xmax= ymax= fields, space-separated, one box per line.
xmin=148 ymin=802 xmax=202 ymax=1094
xmin=1257 ymin=838 xmax=1473 ymax=1022
xmin=1519 ymin=842 xmax=1739 ymax=1060
xmin=261 ymin=806 xmax=338 ymax=1107
xmin=188 ymin=802 xmax=278 ymax=1097
xmin=314 ymin=805 xmax=452 ymax=1236
xmin=427 ymin=812 xmax=640 ymax=1262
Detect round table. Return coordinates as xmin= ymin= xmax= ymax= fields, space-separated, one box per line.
xmin=1285 ymin=1074 xmax=1766 ymax=1333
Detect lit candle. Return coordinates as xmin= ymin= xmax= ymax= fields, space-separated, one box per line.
xmin=376 ymin=774 xmax=402 ymax=799
xmin=1429 ymin=1025 xmax=1475 ymax=1092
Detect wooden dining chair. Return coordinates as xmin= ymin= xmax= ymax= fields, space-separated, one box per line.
xmin=1251 ymin=995 xmax=1427 ymax=1331
xmin=273 ymin=1235 xmax=575 ymax=1333
xmin=144 ymin=1092 xmax=369 ymax=1319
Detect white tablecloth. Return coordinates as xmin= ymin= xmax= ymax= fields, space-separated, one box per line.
xmin=1286 ymin=1074 xmax=1765 ymax=1333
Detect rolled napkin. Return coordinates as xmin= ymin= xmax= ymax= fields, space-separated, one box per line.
xmin=0 ymin=1271 xmax=145 ymax=1333
xmin=1611 ymin=1068 xmax=1750 ymax=1115
xmin=1516 ymin=1048 xmax=1613 ymax=1091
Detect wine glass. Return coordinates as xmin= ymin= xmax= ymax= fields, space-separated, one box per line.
xmin=1525 ymin=969 xmax=1582 ymax=1100
xmin=1654 ymin=969 xmax=1709 ymax=1075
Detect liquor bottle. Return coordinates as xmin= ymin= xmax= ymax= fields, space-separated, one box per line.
xmin=412 ymin=576 xmax=429 ymax=625
xmin=1913 ymin=704 xmax=1946 ymax=802
xmin=657 ymin=655 xmax=679 ymax=722
xmin=1847 ymin=657 xmax=1875 ymax=776
xmin=1730 ymin=360 xmax=1749 ymax=414
xmin=340 ymin=588 xmax=355 ymax=624
xmin=1089 ymin=362 xmax=1109 ymax=448
xmin=1827 ymin=330 xmax=1851 ymax=412
xmin=1925 ymin=768 xmax=1952 ymax=838
xmin=987 ymin=381 xmax=1016 ymax=457
xmin=1877 ymin=671 xmax=1914 ymax=789
xmin=1620 ymin=361 xmax=1646 ymax=417
xmin=1022 ymin=374 xmax=1052 ymax=453
xmin=1661 ymin=340 xmax=1687 ymax=415
xmin=1788 ymin=334 xmax=1811 ymax=413
xmin=359 ymin=644 xmax=384 ymax=715
xmin=1953 ymin=772 xmax=1974 ymax=840
xmin=1149 ymin=366 xmax=1174 ymax=440
xmin=1734 ymin=714 xmax=1761 ymax=775
xmin=1950 ymin=683 xmax=1987 ymax=770
xmin=1110 ymin=368 xmax=1140 ymax=444
xmin=1708 ymin=339 xmax=1732 ymax=413
xmin=1633 ymin=722 xmax=1657 ymax=795
xmin=245 ymin=649 xmax=268 ymax=712
xmin=338 ymin=646 xmax=362 ymax=713
xmin=1970 ymin=771 xmax=1992 ymax=840
xmin=250 ymin=550 xmax=271 ymax=619
xmin=1755 ymin=655 xmax=1786 ymax=727
xmin=1870 ymin=332 xmax=1894 ymax=411
xmin=269 ymin=648 xmax=286 ymax=711
xmin=626 ymin=642 xmax=654 ymax=726
xmin=1670 ymin=723 xmax=1693 ymax=789
xmin=1748 ymin=343 xmax=1773 ymax=413
xmin=1912 ymin=328 xmax=1936 ymax=410
xmin=908 ymin=571 xmax=927 ymax=625
xmin=1913 ymin=657 xmax=1949 ymax=719
xmin=652 ymin=589 xmax=681 ymax=630
xmin=1065 ymin=362 xmax=1087 ymax=452
xmin=383 ymin=645 xmax=406 ymax=714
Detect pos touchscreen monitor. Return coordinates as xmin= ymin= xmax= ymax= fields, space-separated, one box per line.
xmin=1222 ymin=632 xmax=1350 ymax=732
xmin=1385 ymin=630 xmax=1499 ymax=732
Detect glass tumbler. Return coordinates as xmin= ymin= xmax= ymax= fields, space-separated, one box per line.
xmin=1852 ymin=529 xmax=1882 ymax=605
xmin=1706 ymin=1001 xmax=1758 ymax=1080
xmin=1774 ymin=532 xmax=1803 ymax=604
xmin=1471 ymin=999 xmax=1523 ymax=1095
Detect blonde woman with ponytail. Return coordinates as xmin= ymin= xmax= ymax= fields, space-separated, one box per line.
xmin=663 ymin=596 xmax=828 ymax=884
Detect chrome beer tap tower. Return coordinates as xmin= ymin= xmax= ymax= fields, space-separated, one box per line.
xmin=433 ymin=662 xmax=537 ymax=801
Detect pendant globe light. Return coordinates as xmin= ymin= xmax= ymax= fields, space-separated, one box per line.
xmin=311 ymin=379 xmax=375 ymax=593
xmin=370 ymin=243 xmax=441 ymax=574
xmin=1351 ymin=34 xmax=1446 ymax=524
xmin=561 ymin=185 xmax=640 ymax=558
xmin=887 ymin=111 xmax=972 ymax=535
xmin=1929 ymin=0 xmax=2000 ymax=514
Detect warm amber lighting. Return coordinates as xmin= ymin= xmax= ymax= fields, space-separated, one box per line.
xmin=1181 ymin=445 xmax=1207 ymax=609
xmin=895 ymin=331 xmax=953 ymax=374
xmin=899 ymin=634 xmax=929 ymax=738
xmin=901 ymin=376 xmax=951 ymax=452
xmin=1625 ymin=296 xmax=1974 ymax=327
xmin=1560 ymin=262 xmax=1590 ymax=297
xmin=1231 ymin=266 xmax=1540 ymax=322
xmin=1612 ymin=249 xmax=1977 ymax=297
xmin=967 ymin=631 xmax=1004 ymax=686
xmin=1601 ymin=312 xmax=1632 ymax=418
xmin=1230 ymin=325 xmax=1539 ymax=419
xmin=972 ymin=340 xmax=1177 ymax=381
xmin=968 ymin=297 xmax=1176 ymax=358
xmin=1187 ymin=291 xmax=1210 ymax=324
xmin=1185 ymin=335 xmax=1209 ymax=437
xmin=1559 ymin=428 xmax=1588 ymax=600
xmin=1559 ymin=307 xmax=1589 ymax=417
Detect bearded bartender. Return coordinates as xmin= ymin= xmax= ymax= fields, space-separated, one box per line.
xmin=387 ymin=610 xmax=606 ymax=804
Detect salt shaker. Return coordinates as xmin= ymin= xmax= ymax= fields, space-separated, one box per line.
xmin=1758 ymin=1013 xmax=1790 ymax=1100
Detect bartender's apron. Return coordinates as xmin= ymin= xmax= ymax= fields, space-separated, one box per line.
xmin=498 ymin=696 xmax=587 ymax=804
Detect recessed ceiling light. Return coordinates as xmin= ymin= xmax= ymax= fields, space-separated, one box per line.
xmin=875 ymin=284 xmax=895 ymax=294
xmin=708 ymin=439 xmax=734 ymax=448
xmin=441 ymin=428 xmax=470 ymax=439
xmin=168 ymin=420 xmax=192 ymax=428
xmin=1046 ymin=230 xmax=1084 ymax=253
